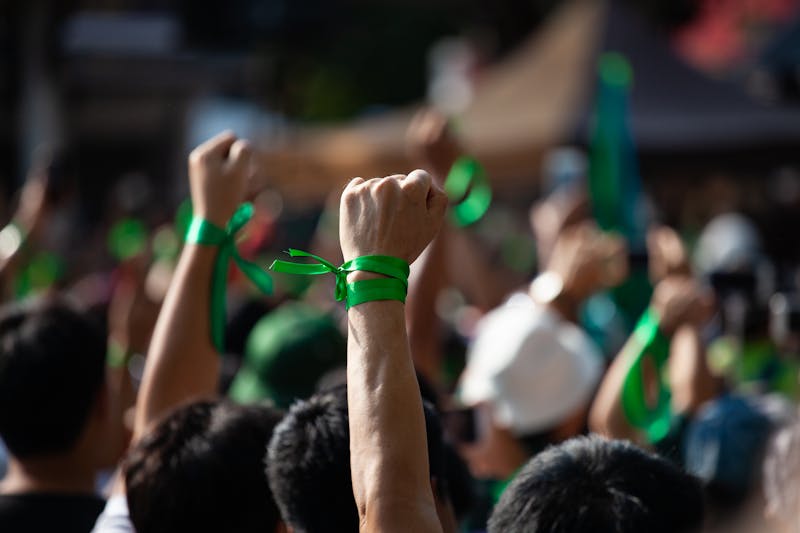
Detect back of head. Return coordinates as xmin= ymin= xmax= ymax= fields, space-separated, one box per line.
xmin=267 ymin=385 xmax=447 ymax=533
xmin=0 ymin=297 xmax=106 ymax=458
xmin=489 ymin=435 xmax=704 ymax=533
xmin=684 ymin=395 xmax=781 ymax=507
xmin=124 ymin=400 xmax=283 ymax=533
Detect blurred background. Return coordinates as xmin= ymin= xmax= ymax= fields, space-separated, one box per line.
xmin=2 ymin=1 xmax=800 ymax=528
xmin=2 ymin=0 xmax=800 ymax=290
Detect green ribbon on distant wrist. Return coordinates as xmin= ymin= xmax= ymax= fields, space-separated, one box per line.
xmin=185 ymin=203 xmax=273 ymax=352
xmin=621 ymin=307 xmax=673 ymax=443
xmin=269 ymin=249 xmax=409 ymax=308
xmin=445 ymin=156 xmax=492 ymax=227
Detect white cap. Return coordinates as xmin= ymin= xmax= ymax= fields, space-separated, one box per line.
xmin=457 ymin=293 xmax=603 ymax=435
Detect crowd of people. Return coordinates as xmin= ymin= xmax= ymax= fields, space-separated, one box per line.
xmin=0 ymin=111 xmax=798 ymax=533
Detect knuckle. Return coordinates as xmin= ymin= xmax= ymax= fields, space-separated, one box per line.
xmin=189 ymin=148 xmax=209 ymax=166
xmin=342 ymin=188 xmax=361 ymax=206
xmin=236 ymin=140 xmax=253 ymax=157
xmin=372 ymin=177 xmax=398 ymax=196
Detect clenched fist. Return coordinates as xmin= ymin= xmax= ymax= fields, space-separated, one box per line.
xmin=546 ymin=221 xmax=628 ymax=303
xmin=339 ymin=170 xmax=448 ymax=265
xmin=188 ymin=131 xmax=253 ymax=227
xmin=651 ymin=276 xmax=714 ymax=335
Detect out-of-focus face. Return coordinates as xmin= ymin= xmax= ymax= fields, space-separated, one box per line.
xmin=456 ymin=403 xmax=528 ymax=481
xmin=456 ymin=401 xmax=590 ymax=481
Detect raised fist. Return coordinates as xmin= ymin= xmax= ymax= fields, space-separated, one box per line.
xmin=188 ymin=131 xmax=253 ymax=227
xmin=339 ymin=170 xmax=448 ymax=265
xmin=647 ymin=225 xmax=691 ymax=282
xmin=651 ymin=276 xmax=714 ymax=335
xmin=406 ymin=109 xmax=460 ymax=185
xmin=546 ymin=221 xmax=628 ymax=304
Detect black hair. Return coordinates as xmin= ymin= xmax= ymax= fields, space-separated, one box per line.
xmin=124 ymin=400 xmax=284 ymax=533
xmin=489 ymin=435 xmax=705 ymax=533
xmin=266 ymin=385 xmax=448 ymax=532
xmin=0 ymin=297 xmax=106 ymax=457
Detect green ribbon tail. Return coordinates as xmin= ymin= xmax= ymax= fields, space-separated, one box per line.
xmin=621 ymin=308 xmax=673 ymax=443
xmin=185 ymin=203 xmax=274 ymax=353
xmin=235 ymin=256 xmax=274 ymax=294
xmin=208 ymin=243 xmax=231 ymax=352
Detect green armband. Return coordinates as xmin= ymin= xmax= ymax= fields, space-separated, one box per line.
xmin=621 ymin=307 xmax=673 ymax=443
xmin=184 ymin=203 xmax=273 ymax=352
xmin=270 ymin=249 xmax=409 ymax=309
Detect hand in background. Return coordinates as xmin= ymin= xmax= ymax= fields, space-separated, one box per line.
xmin=647 ymin=225 xmax=691 ymax=282
xmin=650 ymin=276 xmax=714 ymax=336
xmin=546 ymin=221 xmax=628 ymax=304
xmin=406 ymin=109 xmax=461 ymax=185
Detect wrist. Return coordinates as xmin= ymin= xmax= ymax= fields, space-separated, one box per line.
xmin=193 ymin=207 xmax=236 ymax=229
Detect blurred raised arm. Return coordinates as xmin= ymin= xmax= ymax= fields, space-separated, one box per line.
xmin=589 ymin=276 xmax=715 ymax=443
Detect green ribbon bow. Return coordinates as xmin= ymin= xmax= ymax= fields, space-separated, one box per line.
xmin=270 ymin=249 xmax=409 ymax=308
xmin=621 ymin=307 xmax=673 ymax=443
xmin=185 ymin=203 xmax=273 ymax=352
xmin=445 ymin=156 xmax=493 ymax=227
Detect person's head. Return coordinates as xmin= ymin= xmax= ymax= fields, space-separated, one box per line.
xmin=0 ymin=297 xmax=119 ymax=467
xmin=228 ymin=302 xmax=346 ymax=408
xmin=267 ymin=385 xmax=455 ymax=533
xmin=489 ymin=435 xmax=705 ymax=533
xmin=684 ymin=395 xmax=781 ymax=508
xmin=457 ymin=297 xmax=602 ymax=479
xmin=124 ymin=400 xmax=284 ymax=533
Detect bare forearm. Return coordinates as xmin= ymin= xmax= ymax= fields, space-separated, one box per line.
xmin=589 ymin=335 xmax=641 ymax=442
xmin=135 ymin=243 xmax=220 ymax=436
xmin=347 ymin=300 xmax=441 ymax=533
xmin=668 ymin=325 xmax=718 ymax=415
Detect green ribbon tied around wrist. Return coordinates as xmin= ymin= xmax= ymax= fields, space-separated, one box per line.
xmin=445 ymin=156 xmax=492 ymax=227
xmin=269 ymin=249 xmax=409 ymax=309
xmin=185 ymin=203 xmax=273 ymax=352
xmin=621 ymin=307 xmax=673 ymax=443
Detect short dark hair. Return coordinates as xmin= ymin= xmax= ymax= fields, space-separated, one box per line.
xmin=489 ymin=435 xmax=704 ymax=533
xmin=266 ymin=385 xmax=447 ymax=532
xmin=124 ymin=400 xmax=284 ymax=533
xmin=0 ymin=298 xmax=106 ymax=457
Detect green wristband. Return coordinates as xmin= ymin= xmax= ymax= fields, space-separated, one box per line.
xmin=184 ymin=203 xmax=273 ymax=352
xmin=621 ymin=307 xmax=673 ymax=443
xmin=346 ymin=278 xmax=407 ymax=309
xmin=445 ymin=156 xmax=492 ymax=227
xmin=270 ymin=249 xmax=409 ymax=308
